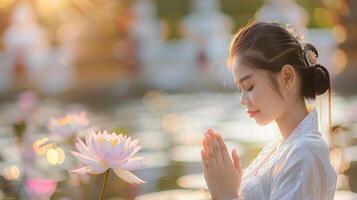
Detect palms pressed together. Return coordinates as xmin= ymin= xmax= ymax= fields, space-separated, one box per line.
xmin=201 ymin=129 xmax=242 ymax=200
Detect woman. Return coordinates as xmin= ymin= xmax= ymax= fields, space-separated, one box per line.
xmin=201 ymin=21 xmax=337 ymax=200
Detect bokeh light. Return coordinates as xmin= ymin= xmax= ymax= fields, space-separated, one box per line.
xmin=3 ymin=165 xmax=20 ymax=180
xmin=331 ymin=49 xmax=348 ymax=75
xmin=143 ymin=90 xmax=169 ymax=114
xmin=45 ymin=147 xmax=65 ymax=165
xmin=161 ymin=113 xmax=183 ymax=133
xmin=47 ymin=148 xmax=59 ymax=165
xmin=33 ymin=137 xmax=53 ymax=155
xmin=314 ymin=7 xmax=336 ymax=27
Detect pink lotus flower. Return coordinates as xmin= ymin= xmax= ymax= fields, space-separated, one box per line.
xmin=48 ymin=112 xmax=89 ymax=139
xmin=70 ymin=130 xmax=145 ymax=184
xmin=25 ymin=178 xmax=57 ymax=200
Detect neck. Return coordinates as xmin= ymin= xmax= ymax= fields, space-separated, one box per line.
xmin=275 ymin=100 xmax=309 ymax=140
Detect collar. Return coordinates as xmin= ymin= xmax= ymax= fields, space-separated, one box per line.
xmin=282 ymin=107 xmax=319 ymax=144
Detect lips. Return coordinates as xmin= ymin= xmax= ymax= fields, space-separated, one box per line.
xmin=247 ymin=110 xmax=259 ymax=117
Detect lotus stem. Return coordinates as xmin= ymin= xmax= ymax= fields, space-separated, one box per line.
xmin=99 ymin=169 xmax=110 ymax=200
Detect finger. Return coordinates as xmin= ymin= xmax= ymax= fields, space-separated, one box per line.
xmin=206 ymin=135 xmax=216 ymax=166
xmin=204 ymin=137 xmax=212 ymax=160
xmin=211 ymin=135 xmax=222 ymax=163
xmin=204 ymin=138 xmax=210 ymax=151
xmin=205 ymin=128 xmax=213 ymax=137
xmin=201 ymin=150 xmax=208 ymax=181
xmin=203 ymin=166 xmax=208 ymax=182
xmin=207 ymin=128 xmax=215 ymax=137
xmin=215 ymin=133 xmax=229 ymax=162
xmin=203 ymin=137 xmax=208 ymax=152
xmin=201 ymin=149 xmax=210 ymax=169
xmin=232 ymin=149 xmax=242 ymax=174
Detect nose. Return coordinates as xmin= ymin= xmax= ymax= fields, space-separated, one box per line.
xmin=240 ymin=91 xmax=250 ymax=106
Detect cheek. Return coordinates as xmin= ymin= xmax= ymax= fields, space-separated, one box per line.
xmin=253 ymin=85 xmax=285 ymax=124
xmin=249 ymin=84 xmax=276 ymax=106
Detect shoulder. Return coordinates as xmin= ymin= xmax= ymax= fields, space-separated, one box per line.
xmin=288 ymin=131 xmax=330 ymax=163
xmin=280 ymin=131 xmax=337 ymax=188
xmin=292 ymin=130 xmax=329 ymax=151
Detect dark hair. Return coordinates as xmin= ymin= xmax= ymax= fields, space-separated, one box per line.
xmin=227 ymin=20 xmax=330 ymax=100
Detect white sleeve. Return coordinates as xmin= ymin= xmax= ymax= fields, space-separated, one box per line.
xmin=270 ymin=147 xmax=321 ymax=200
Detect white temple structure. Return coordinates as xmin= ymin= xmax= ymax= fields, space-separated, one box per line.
xmin=180 ymin=0 xmax=234 ymax=89
xmin=1 ymin=3 xmax=76 ymax=94
xmin=2 ymin=3 xmax=49 ymax=87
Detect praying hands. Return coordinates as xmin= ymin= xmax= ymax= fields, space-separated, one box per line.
xmin=201 ymin=129 xmax=242 ymax=200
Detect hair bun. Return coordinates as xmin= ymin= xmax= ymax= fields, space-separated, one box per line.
xmin=312 ymin=64 xmax=330 ymax=95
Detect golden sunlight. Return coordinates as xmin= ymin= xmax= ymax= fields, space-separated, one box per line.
xmin=0 ymin=0 xmax=15 ymax=9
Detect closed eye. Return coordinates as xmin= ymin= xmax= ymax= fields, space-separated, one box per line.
xmin=247 ymin=86 xmax=254 ymax=91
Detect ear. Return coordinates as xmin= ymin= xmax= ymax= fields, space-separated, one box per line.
xmin=279 ymin=64 xmax=296 ymax=91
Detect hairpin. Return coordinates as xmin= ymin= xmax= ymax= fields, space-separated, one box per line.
xmin=302 ymin=43 xmax=318 ymax=67
xmin=305 ymin=49 xmax=317 ymax=66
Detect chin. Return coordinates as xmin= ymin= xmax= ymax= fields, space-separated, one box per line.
xmin=254 ymin=114 xmax=273 ymax=126
xmin=255 ymin=120 xmax=271 ymax=126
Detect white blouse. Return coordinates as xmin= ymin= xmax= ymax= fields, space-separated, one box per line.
xmin=238 ymin=108 xmax=337 ymax=200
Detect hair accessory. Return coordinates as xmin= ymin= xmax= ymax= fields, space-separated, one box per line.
xmin=305 ymin=49 xmax=317 ymax=66
xmin=302 ymin=44 xmax=318 ymax=67
xmin=285 ymin=24 xmax=318 ymax=67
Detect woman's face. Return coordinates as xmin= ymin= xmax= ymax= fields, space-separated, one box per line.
xmin=231 ymin=57 xmax=287 ymax=125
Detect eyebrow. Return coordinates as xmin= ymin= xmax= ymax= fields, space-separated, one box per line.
xmin=234 ymin=74 xmax=253 ymax=85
